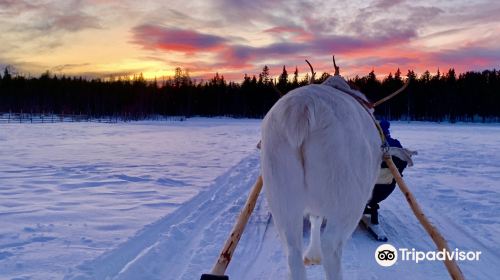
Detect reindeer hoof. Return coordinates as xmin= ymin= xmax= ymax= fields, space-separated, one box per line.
xmin=303 ymin=256 xmax=321 ymax=266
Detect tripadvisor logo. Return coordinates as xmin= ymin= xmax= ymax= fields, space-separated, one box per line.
xmin=375 ymin=244 xmax=482 ymax=267
xmin=375 ymin=244 xmax=398 ymax=267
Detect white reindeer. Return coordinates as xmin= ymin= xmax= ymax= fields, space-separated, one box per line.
xmin=260 ymin=74 xmax=382 ymax=280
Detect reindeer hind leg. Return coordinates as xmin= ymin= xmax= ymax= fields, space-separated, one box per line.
xmin=304 ymin=215 xmax=323 ymax=265
xmin=320 ymin=221 xmax=345 ymax=280
xmin=270 ymin=202 xmax=307 ymax=280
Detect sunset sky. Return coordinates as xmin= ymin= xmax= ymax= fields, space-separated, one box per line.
xmin=1 ymin=0 xmax=499 ymax=81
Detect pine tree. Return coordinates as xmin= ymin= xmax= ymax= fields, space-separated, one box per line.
xmin=0 ymin=64 xmax=499 ymax=122
xmin=447 ymin=68 xmax=456 ymax=82
xmin=251 ymin=75 xmax=257 ymax=84
xmin=278 ymin=65 xmax=288 ymax=88
xmin=259 ymin=65 xmax=270 ymax=84
xmin=3 ymin=67 xmax=12 ymax=81
xmin=368 ymin=69 xmax=377 ymax=82
xmin=384 ymin=72 xmax=394 ymax=83
xmin=292 ymin=67 xmax=299 ymax=86
xmin=421 ymin=70 xmax=431 ymax=83
xmin=394 ymin=68 xmax=402 ymax=83
xmin=242 ymin=73 xmax=251 ymax=86
xmin=174 ymin=67 xmax=183 ymax=87
xmin=406 ymin=70 xmax=416 ymax=81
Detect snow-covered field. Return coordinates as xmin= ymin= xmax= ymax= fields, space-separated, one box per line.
xmin=1 ymin=119 xmax=499 ymax=280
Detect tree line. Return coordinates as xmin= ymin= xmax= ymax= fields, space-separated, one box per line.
xmin=0 ymin=65 xmax=499 ymax=122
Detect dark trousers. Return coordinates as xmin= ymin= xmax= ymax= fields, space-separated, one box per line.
xmin=365 ymin=156 xmax=407 ymax=224
xmin=365 ymin=182 xmax=396 ymax=224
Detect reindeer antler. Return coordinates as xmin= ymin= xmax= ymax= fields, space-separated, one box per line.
xmin=305 ymin=59 xmax=316 ymax=84
xmin=333 ymin=55 xmax=340 ymax=76
xmin=373 ymin=79 xmax=410 ymax=107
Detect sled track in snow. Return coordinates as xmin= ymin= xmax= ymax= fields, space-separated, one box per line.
xmin=67 ymin=152 xmax=500 ymax=280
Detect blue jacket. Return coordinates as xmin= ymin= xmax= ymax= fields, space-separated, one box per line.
xmin=368 ymin=122 xmax=407 ymax=206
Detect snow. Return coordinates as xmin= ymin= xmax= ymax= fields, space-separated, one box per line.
xmin=0 ymin=118 xmax=260 ymax=280
xmin=1 ymin=119 xmax=499 ymax=280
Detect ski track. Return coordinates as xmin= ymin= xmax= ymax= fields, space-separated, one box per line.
xmin=59 ymin=123 xmax=500 ymax=279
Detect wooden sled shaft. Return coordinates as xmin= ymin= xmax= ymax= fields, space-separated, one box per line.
xmin=209 ymin=175 xmax=264 ymax=276
xmin=384 ymin=155 xmax=465 ymax=280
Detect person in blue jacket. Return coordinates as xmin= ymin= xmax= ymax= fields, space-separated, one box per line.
xmin=364 ymin=120 xmax=407 ymax=224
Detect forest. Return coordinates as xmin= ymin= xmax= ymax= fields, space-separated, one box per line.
xmin=0 ymin=65 xmax=499 ymax=122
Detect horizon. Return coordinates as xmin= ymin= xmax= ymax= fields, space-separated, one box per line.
xmin=2 ymin=64 xmax=489 ymax=84
xmin=1 ymin=0 xmax=499 ymax=81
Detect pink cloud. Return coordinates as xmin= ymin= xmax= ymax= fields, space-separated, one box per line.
xmin=131 ymin=24 xmax=227 ymax=53
xmin=219 ymin=28 xmax=416 ymax=66
xmin=264 ymin=26 xmax=313 ymax=42
xmin=129 ymin=21 xmax=421 ymax=78
xmin=426 ymin=47 xmax=500 ymax=72
xmin=129 ymin=17 xmax=499 ymax=81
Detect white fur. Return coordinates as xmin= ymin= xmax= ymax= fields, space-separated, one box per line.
xmin=261 ymin=76 xmax=382 ymax=280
